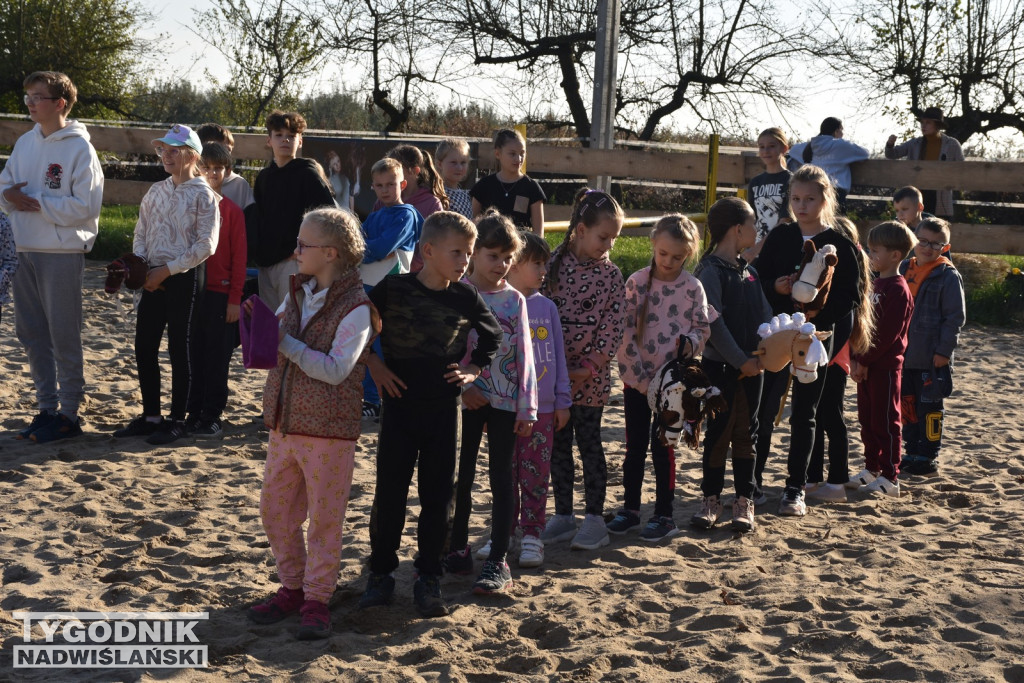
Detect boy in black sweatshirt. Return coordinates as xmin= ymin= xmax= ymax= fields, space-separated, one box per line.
xmin=245 ymin=110 xmax=335 ymax=312
xmin=359 ymin=211 xmax=502 ymax=619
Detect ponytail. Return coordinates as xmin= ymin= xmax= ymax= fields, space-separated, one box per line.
xmin=386 ymin=144 xmax=449 ymax=209
xmin=544 ymin=188 xmax=623 ymax=295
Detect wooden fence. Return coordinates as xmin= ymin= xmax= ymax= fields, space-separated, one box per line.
xmin=2 ymin=120 xmax=1022 ymax=255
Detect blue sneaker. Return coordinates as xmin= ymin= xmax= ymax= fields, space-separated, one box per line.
xmin=639 ymin=515 xmax=679 ymax=541
xmin=606 ymin=510 xmax=642 ymax=535
xmin=358 ymin=573 xmax=395 ymax=609
xmin=30 ymin=414 xmax=83 ymax=443
xmin=18 ymin=411 xmax=55 ymax=440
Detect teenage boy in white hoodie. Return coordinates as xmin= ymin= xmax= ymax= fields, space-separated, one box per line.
xmin=0 ymin=71 xmax=104 ymax=443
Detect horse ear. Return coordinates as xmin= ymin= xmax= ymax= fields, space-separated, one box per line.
xmin=825 ymin=253 xmax=839 ymax=267
xmin=815 ymin=330 xmax=832 ymax=340
xmin=803 ymin=241 xmax=816 ymax=256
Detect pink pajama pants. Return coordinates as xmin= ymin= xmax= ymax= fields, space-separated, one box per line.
xmin=512 ymin=412 xmax=555 ymax=538
xmin=260 ymin=430 xmax=356 ymax=604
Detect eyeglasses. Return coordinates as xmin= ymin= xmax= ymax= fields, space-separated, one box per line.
xmin=153 ymin=146 xmax=182 ymax=157
xmin=296 ymin=240 xmax=334 ymax=254
xmin=24 ymin=94 xmax=61 ymax=105
xmin=916 ymin=237 xmax=948 ymax=251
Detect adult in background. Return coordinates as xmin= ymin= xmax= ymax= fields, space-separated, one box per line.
xmin=788 ymin=118 xmax=869 ymax=215
xmin=885 ymin=107 xmax=964 ymax=218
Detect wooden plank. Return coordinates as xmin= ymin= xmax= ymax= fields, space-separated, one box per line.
xmin=102 ymin=179 xmax=151 ymax=205
xmin=477 ymin=142 xmax=746 ymax=184
xmin=850 ymin=159 xmax=1024 ymax=194
xmin=851 ymin=220 xmax=1024 ymax=256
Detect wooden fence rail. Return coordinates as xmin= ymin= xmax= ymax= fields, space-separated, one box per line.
xmin=2 ymin=120 xmax=1022 ymax=254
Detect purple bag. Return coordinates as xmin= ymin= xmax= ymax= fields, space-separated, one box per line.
xmin=239 ymin=295 xmax=280 ymax=370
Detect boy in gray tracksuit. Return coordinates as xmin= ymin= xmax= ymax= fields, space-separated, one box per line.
xmin=0 ymin=71 xmax=103 ymax=443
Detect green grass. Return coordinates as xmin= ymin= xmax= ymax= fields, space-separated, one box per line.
xmin=93 ymin=205 xmax=138 ymax=261
xmin=545 ymin=233 xmax=652 ymax=278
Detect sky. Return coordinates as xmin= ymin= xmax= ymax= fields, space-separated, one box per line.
xmin=148 ymin=0 xmax=920 ymax=154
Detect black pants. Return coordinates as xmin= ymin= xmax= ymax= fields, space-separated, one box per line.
xmin=136 ymin=270 xmax=202 ymax=421
xmin=621 ymin=387 xmax=676 ymax=517
xmin=902 ymin=367 xmax=945 ymax=459
xmin=369 ymin=396 xmax=461 ymax=577
xmin=450 ymin=405 xmax=517 ymax=561
xmin=807 ymin=363 xmax=851 ymax=485
xmin=700 ymin=361 xmax=760 ymax=499
xmin=754 ymin=369 xmax=789 ymax=495
xmin=186 ymin=290 xmax=236 ymax=422
xmin=785 ymin=333 xmax=834 ymax=489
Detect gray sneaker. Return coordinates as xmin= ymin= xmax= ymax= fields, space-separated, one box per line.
xmin=570 ymin=514 xmax=610 ymax=550
xmin=540 ymin=514 xmax=578 ymax=543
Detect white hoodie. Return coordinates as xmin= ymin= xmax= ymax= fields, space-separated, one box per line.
xmin=0 ymin=121 xmax=103 ymax=253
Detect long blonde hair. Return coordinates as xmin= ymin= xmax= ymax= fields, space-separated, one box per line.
xmin=789 ymin=165 xmax=838 ymax=231
xmin=833 ymin=216 xmax=876 ymax=356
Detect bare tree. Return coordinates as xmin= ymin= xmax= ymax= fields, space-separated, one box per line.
xmin=450 ymin=0 xmax=813 ymax=141
xmin=324 ymin=0 xmax=463 ymax=132
xmin=835 ymin=0 xmax=1024 ymax=142
xmin=195 ymin=0 xmax=336 ymax=128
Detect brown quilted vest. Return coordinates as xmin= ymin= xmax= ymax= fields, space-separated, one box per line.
xmin=263 ymin=269 xmax=379 ymax=440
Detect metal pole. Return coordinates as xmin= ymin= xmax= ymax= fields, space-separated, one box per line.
xmin=704 ymin=133 xmax=720 ymax=245
xmin=590 ymin=0 xmax=620 ymax=192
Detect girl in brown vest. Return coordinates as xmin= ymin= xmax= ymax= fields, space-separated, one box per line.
xmin=247 ymin=207 xmax=379 ymax=640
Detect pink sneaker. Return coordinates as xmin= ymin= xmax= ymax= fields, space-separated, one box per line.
xmin=248 ymin=586 xmax=304 ymax=624
xmin=296 ymin=600 xmax=332 ymax=640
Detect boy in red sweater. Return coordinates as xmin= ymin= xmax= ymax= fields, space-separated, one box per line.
xmin=848 ymin=222 xmax=916 ymax=497
xmin=186 ymin=142 xmax=248 ymax=437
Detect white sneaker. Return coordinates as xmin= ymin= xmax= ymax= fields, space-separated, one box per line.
xmin=570 ymin=514 xmax=610 ymax=550
xmin=753 ymin=489 xmax=768 ymax=506
xmin=475 ymin=539 xmax=493 ymax=560
xmin=845 ymin=469 xmax=879 ymax=490
xmin=540 ymin=514 xmax=578 ymax=543
xmin=804 ymin=481 xmax=822 ymax=493
xmin=518 ymin=535 xmax=544 ymax=568
xmin=689 ymin=495 xmax=723 ymax=529
xmin=778 ymin=487 xmax=807 ymax=516
xmin=865 ymin=476 xmax=900 ymax=498
xmin=805 ymin=482 xmax=847 ymax=502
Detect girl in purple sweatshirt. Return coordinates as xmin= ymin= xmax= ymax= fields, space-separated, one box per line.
xmin=447 ymin=211 xmax=536 ymax=595
xmin=504 ymin=232 xmax=572 ymax=568
xmin=540 ymin=188 xmax=626 ymax=552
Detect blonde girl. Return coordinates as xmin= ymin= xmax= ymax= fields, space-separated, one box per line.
xmin=540 ymin=188 xmax=625 ymax=550
xmin=609 ymin=214 xmax=714 ymax=541
xmin=114 ymin=124 xmax=220 ymax=446
xmin=753 ymin=165 xmax=874 ymax=517
xmin=248 ymin=207 xmax=378 ymax=640
xmin=436 ymin=137 xmax=473 ymax=219
xmin=470 ymin=128 xmax=546 ymax=234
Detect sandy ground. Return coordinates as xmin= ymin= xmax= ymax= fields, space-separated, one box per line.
xmin=0 ymin=261 xmax=1023 ymax=682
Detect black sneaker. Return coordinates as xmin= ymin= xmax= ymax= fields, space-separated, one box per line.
xmin=184 ymin=414 xmax=201 ymax=433
xmin=361 ymin=402 xmax=380 ymax=420
xmin=145 ymin=419 xmax=189 ymax=446
xmin=18 ymin=411 xmax=56 ymax=440
xmin=413 ymin=574 xmax=448 ymax=617
xmin=472 ymin=560 xmax=513 ymax=595
xmin=114 ymin=416 xmax=160 ymax=438
xmin=606 ymin=510 xmax=642 ymax=535
xmin=191 ymin=419 xmax=222 ymax=438
xmin=358 ymin=573 xmax=395 ymax=610
xmin=444 ymin=544 xmax=474 ymax=576
xmin=31 ymin=414 xmax=83 ymax=443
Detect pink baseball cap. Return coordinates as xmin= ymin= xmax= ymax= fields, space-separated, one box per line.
xmin=152 ymin=124 xmax=202 ymax=153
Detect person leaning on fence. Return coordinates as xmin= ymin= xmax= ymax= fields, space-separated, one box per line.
xmin=787 ymin=118 xmax=869 ymax=215
xmin=885 ymin=107 xmax=965 ymax=218
xmin=0 ymin=70 xmax=103 ymax=444
xmin=245 ymin=110 xmax=335 ymax=313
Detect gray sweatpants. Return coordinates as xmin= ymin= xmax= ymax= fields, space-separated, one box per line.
xmin=13 ymin=252 xmax=85 ymax=418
